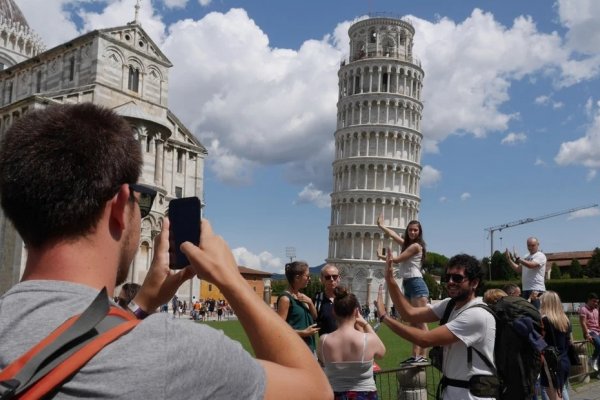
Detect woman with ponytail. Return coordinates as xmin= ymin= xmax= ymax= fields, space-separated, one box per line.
xmin=318 ymin=286 xmax=386 ymax=400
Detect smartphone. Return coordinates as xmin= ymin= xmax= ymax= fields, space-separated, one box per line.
xmin=382 ymin=247 xmax=387 ymax=256
xmin=168 ymin=197 xmax=201 ymax=269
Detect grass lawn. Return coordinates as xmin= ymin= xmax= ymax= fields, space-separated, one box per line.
xmin=202 ymin=319 xmax=428 ymax=369
xmin=202 ymin=314 xmax=586 ymax=370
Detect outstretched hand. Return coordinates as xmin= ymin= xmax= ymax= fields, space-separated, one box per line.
xmin=384 ymin=249 xmax=394 ymax=282
xmin=375 ymin=284 xmax=386 ymax=317
xmin=377 ymin=214 xmax=384 ymax=227
xmin=134 ymin=217 xmax=195 ymax=312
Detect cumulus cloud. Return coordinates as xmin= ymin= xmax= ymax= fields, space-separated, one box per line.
xmin=501 ymin=132 xmax=527 ymax=145
xmin=535 ymin=95 xmax=550 ymax=105
xmin=198 ymin=0 xmax=212 ymax=6
xmin=421 ymin=165 xmax=442 ymax=187
xmin=535 ymin=157 xmax=546 ymax=166
xmin=232 ymin=247 xmax=283 ymax=273
xmin=567 ymin=207 xmax=600 ymax=220
xmin=295 ymin=183 xmax=331 ymax=208
xmin=555 ymin=105 xmax=600 ymax=168
xmin=21 ymin=2 xmax=600 ymax=205
xmin=460 ymin=192 xmax=471 ymax=201
xmin=412 ymin=9 xmax=566 ymax=148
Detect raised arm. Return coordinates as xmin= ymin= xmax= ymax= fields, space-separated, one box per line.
xmin=376 ymin=252 xmax=437 ymax=324
xmin=377 ymin=214 xmax=404 ymax=245
xmin=182 ymin=220 xmax=332 ymax=400
xmin=504 ymin=248 xmax=522 ymax=274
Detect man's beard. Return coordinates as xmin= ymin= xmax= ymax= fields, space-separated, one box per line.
xmin=449 ymin=286 xmax=472 ymax=302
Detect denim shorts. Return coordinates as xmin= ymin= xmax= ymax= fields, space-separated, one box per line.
xmin=403 ymin=277 xmax=429 ymax=300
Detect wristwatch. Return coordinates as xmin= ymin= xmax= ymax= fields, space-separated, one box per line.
xmin=128 ymin=300 xmax=149 ymax=320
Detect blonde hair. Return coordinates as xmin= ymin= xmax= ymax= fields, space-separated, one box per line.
xmin=540 ymin=291 xmax=569 ymax=333
xmin=483 ymin=289 xmax=507 ymax=305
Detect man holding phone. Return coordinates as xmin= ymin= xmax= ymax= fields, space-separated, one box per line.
xmin=0 ymin=103 xmax=332 ymax=400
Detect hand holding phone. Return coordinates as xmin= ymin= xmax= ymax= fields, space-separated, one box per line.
xmin=168 ymin=197 xmax=201 ymax=269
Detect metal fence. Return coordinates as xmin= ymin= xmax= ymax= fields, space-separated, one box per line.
xmin=374 ymin=340 xmax=595 ymax=400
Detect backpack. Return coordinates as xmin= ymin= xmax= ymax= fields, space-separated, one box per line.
xmin=436 ymin=296 xmax=543 ymax=400
xmin=0 ymin=288 xmax=140 ymax=399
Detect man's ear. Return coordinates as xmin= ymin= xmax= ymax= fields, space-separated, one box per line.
xmin=110 ymin=184 xmax=131 ymax=230
xmin=470 ymin=278 xmax=480 ymax=292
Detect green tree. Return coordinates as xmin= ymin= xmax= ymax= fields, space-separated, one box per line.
xmin=423 ymin=272 xmax=440 ymax=300
xmin=586 ymin=248 xmax=600 ymax=278
xmin=490 ymin=250 xmax=518 ymax=280
xmin=271 ymin=279 xmax=287 ymax=296
xmin=550 ymin=262 xmax=561 ymax=279
xmin=569 ymin=258 xmax=583 ymax=279
xmin=423 ymin=252 xmax=448 ymax=276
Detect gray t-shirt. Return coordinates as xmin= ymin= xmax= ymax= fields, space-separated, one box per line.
xmin=0 ymin=280 xmax=265 ymax=399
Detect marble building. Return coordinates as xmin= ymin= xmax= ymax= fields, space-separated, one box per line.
xmin=0 ymin=0 xmax=206 ymax=303
xmin=327 ymin=15 xmax=425 ymax=306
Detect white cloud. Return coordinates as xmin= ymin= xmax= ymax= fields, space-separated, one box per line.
xmin=501 ymin=132 xmax=527 ymax=145
xmin=22 ymin=2 xmax=600 ymax=204
xmin=295 ymin=183 xmax=330 ymax=208
xmin=421 ymin=165 xmax=442 ymax=187
xmin=160 ymin=9 xmax=341 ymax=192
xmin=556 ymin=0 xmax=600 ymax=85
xmin=567 ymin=207 xmax=600 ymax=220
xmin=553 ymin=101 xmax=564 ymax=109
xmin=586 ymin=169 xmax=597 ymax=181
xmin=232 ymin=247 xmax=283 ymax=273
xmin=164 ymin=0 xmax=188 ymax=9
xmin=535 ymin=157 xmax=546 ymax=166
xmin=535 ymin=95 xmax=550 ymax=105
xmin=439 ymin=196 xmax=447 ymax=203
xmin=198 ymin=0 xmax=212 ymax=6
xmin=460 ymin=192 xmax=471 ymax=201
xmin=412 ymin=9 xmax=567 ymax=147
xmin=555 ymin=106 xmax=600 ymax=168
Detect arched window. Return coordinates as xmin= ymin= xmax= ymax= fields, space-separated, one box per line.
xmin=128 ymin=66 xmax=139 ymax=92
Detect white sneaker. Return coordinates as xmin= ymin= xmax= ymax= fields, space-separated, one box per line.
xmin=589 ymin=357 xmax=599 ymax=372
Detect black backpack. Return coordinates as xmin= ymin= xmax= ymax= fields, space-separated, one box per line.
xmin=436 ymin=296 xmax=543 ymax=400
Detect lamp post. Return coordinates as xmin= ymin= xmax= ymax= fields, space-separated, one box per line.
xmin=285 ymin=247 xmax=296 ymax=263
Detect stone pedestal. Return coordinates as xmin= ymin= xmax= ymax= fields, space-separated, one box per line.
xmin=397 ymin=367 xmax=428 ymax=400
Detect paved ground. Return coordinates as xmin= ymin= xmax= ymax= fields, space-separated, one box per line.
xmin=571 ymin=376 xmax=600 ymax=400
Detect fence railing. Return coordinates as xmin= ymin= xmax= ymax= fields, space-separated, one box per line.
xmin=374 ymin=340 xmax=595 ymax=400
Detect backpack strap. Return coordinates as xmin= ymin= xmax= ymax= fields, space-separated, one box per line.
xmin=0 ymin=288 xmax=140 ymax=399
xmin=439 ymin=298 xmax=456 ymax=325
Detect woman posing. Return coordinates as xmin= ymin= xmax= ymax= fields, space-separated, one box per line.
xmin=540 ymin=291 xmax=572 ymax=400
xmin=376 ymin=215 xmax=429 ymax=365
xmin=277 ymin=261 xmax=319 ymax=353
xmin=318 ymin=287 xmax=386 ymax=400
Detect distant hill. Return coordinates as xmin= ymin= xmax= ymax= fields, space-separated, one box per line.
xmin=270 ymin=263 xmax=326 ymax=281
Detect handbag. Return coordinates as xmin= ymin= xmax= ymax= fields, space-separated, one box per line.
xmin=567 ymin=342 xmax=581 ymax=365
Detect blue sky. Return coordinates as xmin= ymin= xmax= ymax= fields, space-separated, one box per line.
xmin=21 ymin=0 xmax=600 ymax=273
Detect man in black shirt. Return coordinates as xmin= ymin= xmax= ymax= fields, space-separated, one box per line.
xmin=313 ymin=264 xmax=340 ymax=335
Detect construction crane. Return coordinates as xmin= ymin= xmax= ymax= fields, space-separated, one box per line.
xmin=485 ymin=203 xmax=599 ymax=257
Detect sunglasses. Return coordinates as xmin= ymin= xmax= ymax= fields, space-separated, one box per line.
xmin=443 ymin=273 xmax=468 ymax=284
xmin=323 ymin=274 xmax=339 ymax=281
xmin=129 ymin=183 xmax=157 ymax=218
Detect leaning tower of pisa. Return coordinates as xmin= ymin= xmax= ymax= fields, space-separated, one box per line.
xmin=327 ymin=15 xmax=424 ymax=306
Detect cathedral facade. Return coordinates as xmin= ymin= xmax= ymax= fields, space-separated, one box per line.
xmin=0 ymin=0 xmax=206 ymax=303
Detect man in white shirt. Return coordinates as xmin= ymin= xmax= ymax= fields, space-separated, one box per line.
xmin=375 ymin=253 xmax=496 ymax=400
xmin=505 ymin=237 xmax=546 ymax=309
